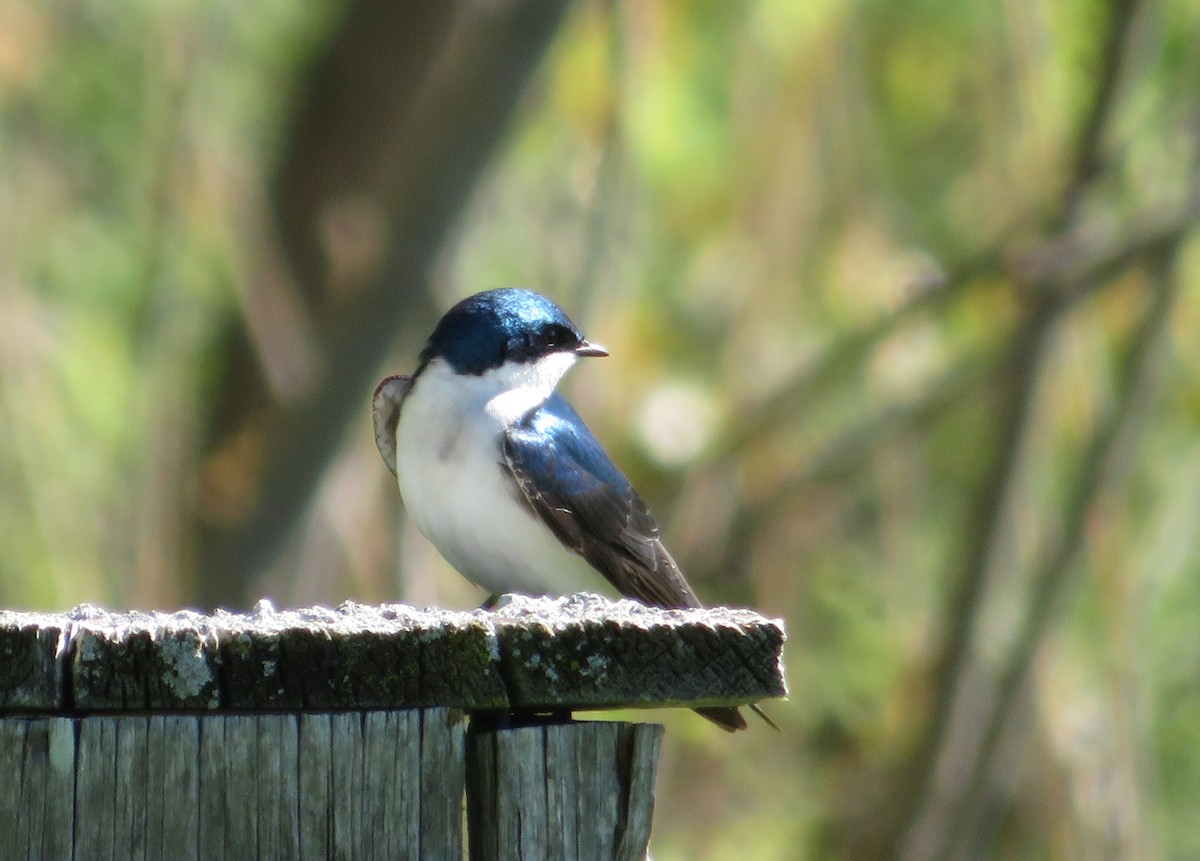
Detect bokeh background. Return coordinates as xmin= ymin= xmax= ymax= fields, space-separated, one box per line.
xmin=2 ymin=0 xmax=1199 ymax=858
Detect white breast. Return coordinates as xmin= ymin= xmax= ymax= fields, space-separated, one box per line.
xmin=394 ymin=358 xmax=611 ymax=599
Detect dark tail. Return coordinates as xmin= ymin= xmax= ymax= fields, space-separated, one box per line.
xmin=693 ymin=703 xmax=778 ymax=732
xmin=693 ymin=706 xmax=746 ymax=732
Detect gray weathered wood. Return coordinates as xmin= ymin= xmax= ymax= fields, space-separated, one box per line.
xmin=148 ymin=715 xmax=201 ymax=860
xmin=329 ymin=711 xmax=361 ymax=859
xmin=420 ymin=707 xmax=467 ymax=860
xmin=198 ymin=718 xmax=227 ymax=861
xmin=297 ymin=714 xmax=333 ymax=860
xmin=467 ymin=719 xmax=665 ymax=861
xmin=75 ymin=717 xmax=120 ymax=861
xmin=115 ymin=716 xmax=151 ymax=857
xmin=222 ymin=715 xmax=258 ymax=859
xmin=488 ymin=596 xmax=785 ymax=712
xmin=0 ymin=613 xmax=67 ymax=709
xmin=0 ymin=597 xmax=784 ymax=858
xmin=0 ymin=720 xmax=20 ymax=860
xmin=0 ymin=596 xmax=786 ymax=714
xmin=614 ymin=724 xmax=663 ymax=860
xmin=544 ymin=726 xmax=576 ymax=860
xmin=363 ymin=710 xmax=421 ymax=860
xmin=45 ymin=717 xmax=79 ymax=859
xmin=0 ymin=718 xmax=75 ymax=861
xmin=216 ymin=604 xmax=505 ymax=711
xmin=73 ymin=608 xmax=221 ymax=710
xmin=14 ymin=719 xmax=53 ymax=860
xmin=258 ymin=715 xmax=302 ymax=860
xmin=10 ymin=708 xmax=464 ymax=860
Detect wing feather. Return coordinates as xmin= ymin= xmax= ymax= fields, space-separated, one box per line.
xmin=503 ymin=396 xmax=761 ymax=732
xmin=502 ymin=394 xmax=701 ymax=610
xmin=372 ymin=375 xmax=412 ymax=478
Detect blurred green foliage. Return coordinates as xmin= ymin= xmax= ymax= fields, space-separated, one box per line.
xmin=2 ymin=0 xmax=1200 ymax=858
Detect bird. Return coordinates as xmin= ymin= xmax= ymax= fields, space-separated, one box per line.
xmin=372 ymin=287 xmax=771 ymax=732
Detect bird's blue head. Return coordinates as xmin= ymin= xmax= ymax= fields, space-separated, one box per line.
xmin=418 ymin=288 xmax=608 ymax=376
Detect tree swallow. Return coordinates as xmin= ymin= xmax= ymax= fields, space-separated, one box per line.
xmin=373 ymin=288 xmax=770 ymax=732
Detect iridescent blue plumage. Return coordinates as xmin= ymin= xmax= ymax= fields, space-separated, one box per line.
xmin=508 ymin=393 xmax=632 ymax=505
xmin=419 ymin=288 xmax=588 ymax=375
xmin=503 ymin=393 xmax=701 ymax=609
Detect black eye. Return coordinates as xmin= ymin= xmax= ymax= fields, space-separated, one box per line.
xmin=531 ymin=325 xmax=572 ymax=352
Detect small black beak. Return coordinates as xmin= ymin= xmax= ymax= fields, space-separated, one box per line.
xmin=575 ymin=340 xmax=609 ymax=358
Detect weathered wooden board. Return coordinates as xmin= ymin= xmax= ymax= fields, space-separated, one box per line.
xmin=0 ymin=595 xmax=786 ymax=715
xmin=419 ymin=708 xmax=468 ymax=860
xmin=0 ymin=717 xmax=75 ymax=861
xmin=0 ymin=707 xmax=464 ymax=861
xmin=73 ymin=608 xmax=221 ymax=710
xmin=149 ymin=715 xmax=201 ymax=859
xmin=488 ymin=595 xmax=786 ymax=711
xmin=466 ymin=719 xmax=664 ymax=861
xmin=297 ymin=713 xmax=334 ymax=860
xmin=0 ymin=612 xmax=68 ymax=709
xmin=75 ymin=716 xmax=120 ymax=861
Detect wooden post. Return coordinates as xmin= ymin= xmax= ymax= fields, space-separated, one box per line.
xmin=0 ymin=595 xmax=786 ymax=860
xmin=467 ymin=718 xmax=664 ymax=861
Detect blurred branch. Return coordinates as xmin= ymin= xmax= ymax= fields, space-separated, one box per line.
xmin=698 ymin=0 xmax=1163 ymax=601
xmin=883 ymin=186 xmax=1198 ymax=861
xmin=713 ymin=0 xmax=1145 ymax=466
xmin=571 ymin=0 xmax=628 ymax=311
xmin=1056 ymin=0 xmax=1141 ymax=225
xmin=1015 ymin=186 xmax=1200 ymax=293
xmin=756 ymin=357 xmax=998 ymax=511
xmin=717 ymin=185 xmax=1200 ymax=577
xmin=886 ymin=299 xmax=1055 ymax=861
xmin=195 ymin=0 xmax=570 ymax=606
xmin=710 ymin=173 xmax=1199 ymax=483
xmin=708 ymin=344 xmax=1004 ymax=582
xmin=708 ymin=250 xmax=1005 ymax=461
xmin=934 ymin=246 xmax=1180 ymax=861
xmin=696 ymin=175 xmax=1200 ymax=611
xmin=855 ymin=0 xmax=1173 ymax=845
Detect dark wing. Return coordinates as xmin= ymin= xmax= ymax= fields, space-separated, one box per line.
xmin=372 ymin=375 xmax=412 ymax=478
xmin=502 ymin=394 xmax=701 ymax=610
xmin=506 ymin=397 xmax=768 ymax=734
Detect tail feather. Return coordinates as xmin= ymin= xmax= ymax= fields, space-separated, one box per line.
xmin=693 ymin=703 xmax=778 ymax=732
xmin=693 ymin=706 xmax=747 ymax=732
xmin=749 ymin=703 xmax=780 ymax=731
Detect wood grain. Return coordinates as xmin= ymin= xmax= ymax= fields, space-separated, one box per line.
xmin=0 ymin=595 xmax=785 ymax=715
xmin=466 ymin=719 xmax=665 ymax=861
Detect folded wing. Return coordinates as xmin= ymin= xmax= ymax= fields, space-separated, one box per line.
xmin=372 ymin=374 xmax=413 ymax=478
xmin=502 ymin=394 xmax=701 ymax=610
